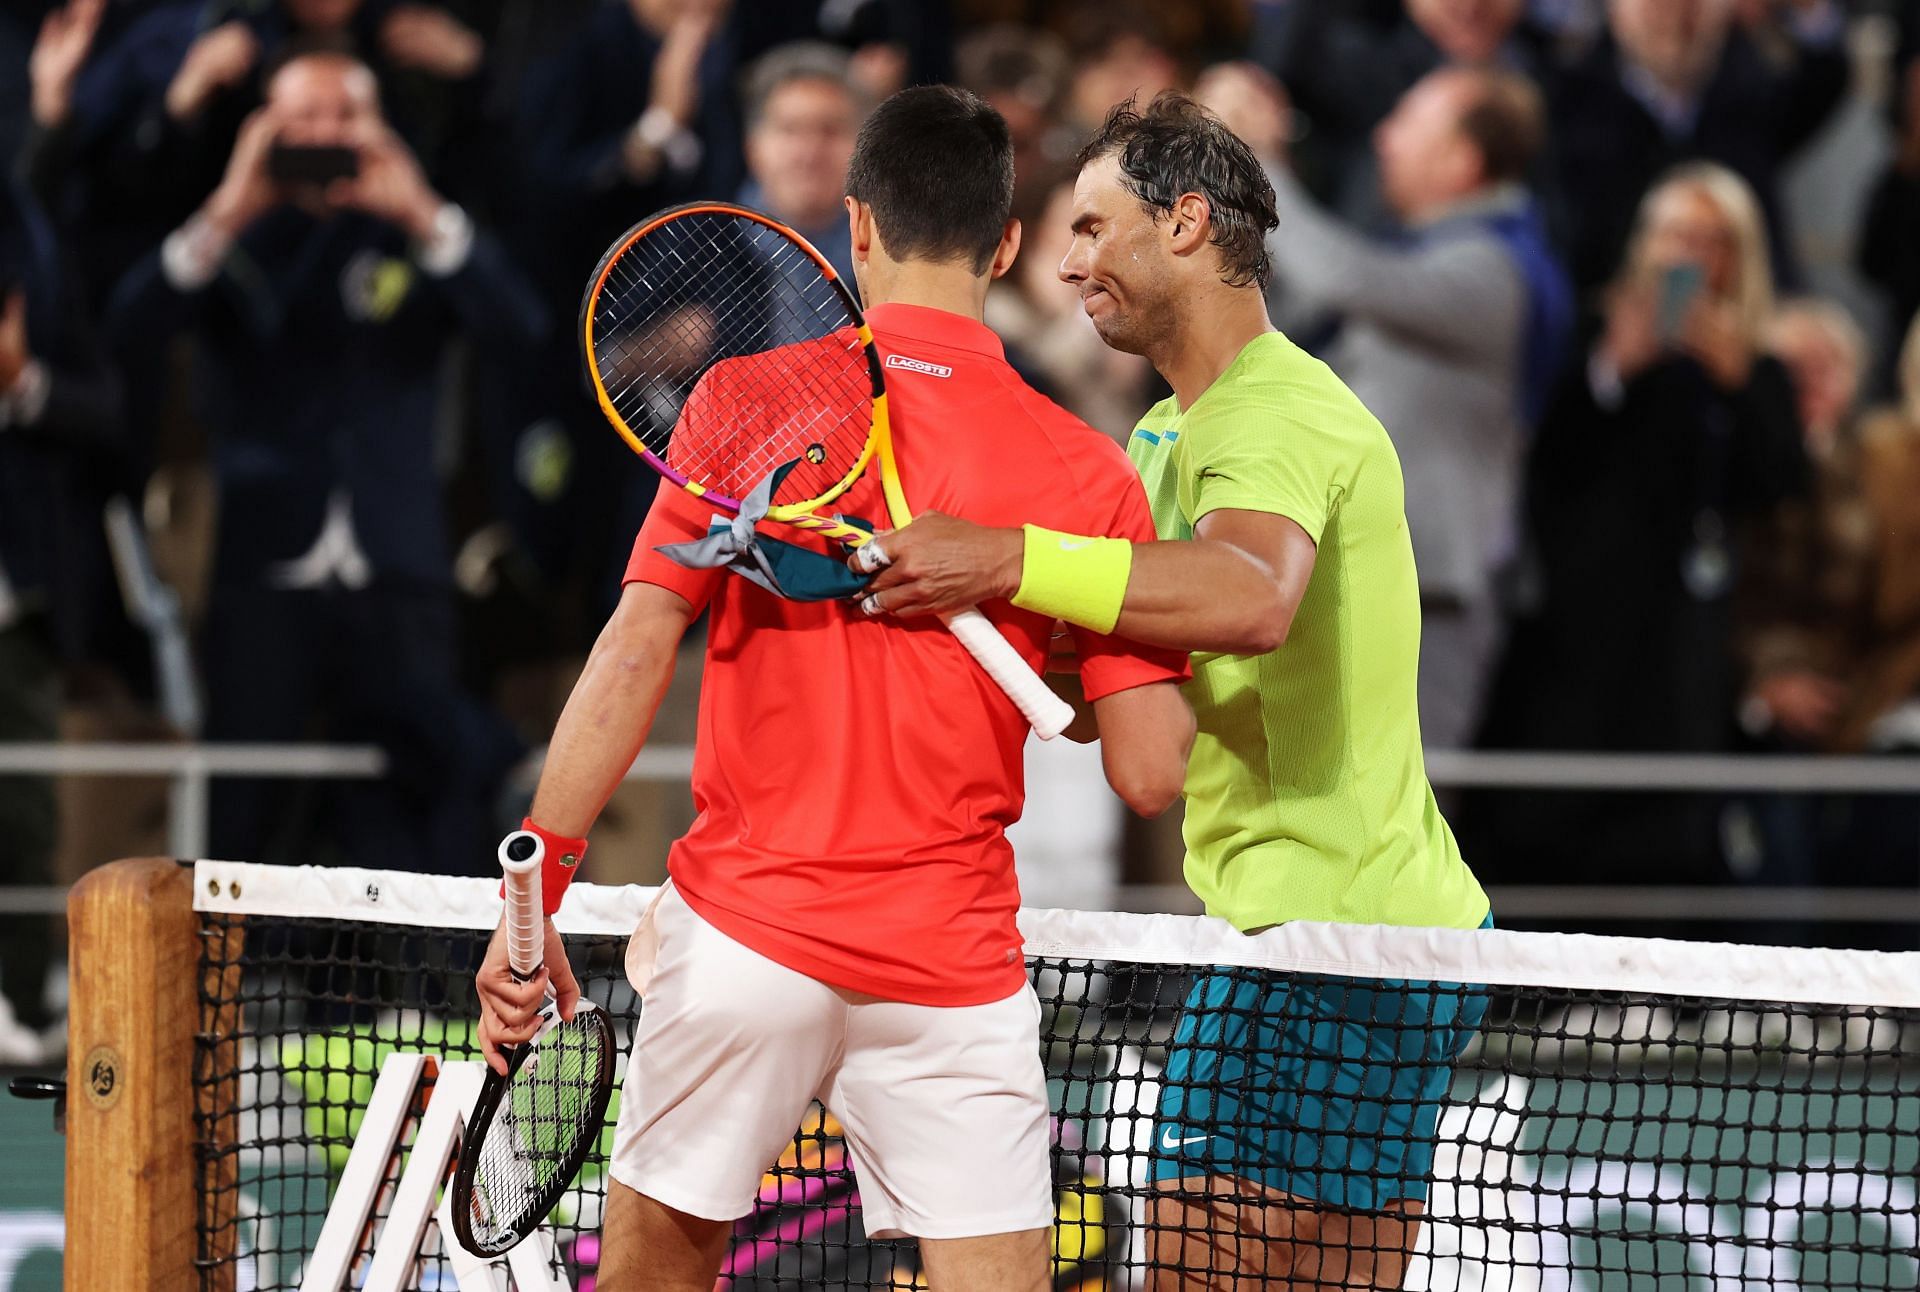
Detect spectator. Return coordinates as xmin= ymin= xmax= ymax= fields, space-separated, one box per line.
xmin=733 ymin=0 xmax=956 ymax=99
xmin=1546 ymin=0 xmax=1849 ymax=290
xmin=738 ymin=42 xmax=872 ymax=284
xmin=956 ymin=24 xmax=1073 ymax=203
xmin=105 ymin=47 xmax=545 ymax=877
xmin=1479 ymin=162 xmax=1808 ymax=884
xmin=1743 ymin=301 xmax=1920 ymax=754
xmin=1213 ymin=61 xmax=1574 ymax=751
xmin=1061 ymin=20 xmax=1180 ymax=136
xmin=58 ymin=2 xmax=486 ymax=290
xmin=1858 ymin=32 xmax=1920 ymax=389
xmin=516 ymin=0 xmax=742 ymax=302
xmin=1 ymin=1 xmax=127 ymax=1057
xmin=1738 ymin=302 xmax=1920 ymax=948
xmin=1252 ymin=0 xmax=1541 ymax=225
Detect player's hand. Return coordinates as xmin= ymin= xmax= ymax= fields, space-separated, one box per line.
xmin=855 ymin=512 xmax=1023 ymax=619
xmin=475 ymin=917 xmax=580 ymax=1076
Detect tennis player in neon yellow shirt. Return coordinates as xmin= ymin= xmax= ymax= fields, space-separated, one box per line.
xmin=859 ymin=91 xmax=1491 ymax=1290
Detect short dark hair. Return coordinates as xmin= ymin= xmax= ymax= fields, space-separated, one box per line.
xmin=1076 ymin=91 xmax=1278 ymax=289
xmin=845 ymin=86 xmax=1014 ymax=273
xmin=1454 ymin=68 xmax=1546 ymax=186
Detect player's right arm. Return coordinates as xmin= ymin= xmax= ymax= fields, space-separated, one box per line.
xmin=528 ymin=581 xmax=701 ymax=837
xmin=863 ymin=393 xmax=1332 ymax=656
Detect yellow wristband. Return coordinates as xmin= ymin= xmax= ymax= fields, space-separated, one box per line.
xmin=1011 ymin=525 xmax=1133 ymax=635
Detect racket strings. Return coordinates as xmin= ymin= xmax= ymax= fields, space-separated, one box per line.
xmin=598 ymin=230 xmax=863 ymax=498
xmin=462 ymin=1010 xmax=613 ymax=1249
xmin=592 ymin=211 xmax=873 ymax=510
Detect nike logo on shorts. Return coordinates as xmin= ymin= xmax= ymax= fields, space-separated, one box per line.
xmin=1159 ymin=1127 xmax=1210 ymax=1151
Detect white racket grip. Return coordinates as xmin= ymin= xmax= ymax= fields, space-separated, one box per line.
xmin=497 ymin=831 xmax=545 ymax=980
xmin=942 ymin=607 xmax=1076 ymax=739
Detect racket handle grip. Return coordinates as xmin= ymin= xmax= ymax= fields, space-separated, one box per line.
xmin=942 ymin=608 xmax=1076 ymax=740
xmin=498 ymin=831 xmax=545 ymax=980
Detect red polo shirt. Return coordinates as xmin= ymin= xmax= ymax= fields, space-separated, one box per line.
xmin=625 ymin=302 xmax=1188 ymax=1006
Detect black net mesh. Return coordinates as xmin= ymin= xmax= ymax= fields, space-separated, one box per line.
xmin=195 ymin=909 xmax=1920 ymax=1291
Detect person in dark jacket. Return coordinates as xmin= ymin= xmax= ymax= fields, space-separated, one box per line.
xmin=1478 ymin=162 xmax=1809 ymax=890
xmin=107 ymin=46 xmax=546 ymax=877
xmin=1250 ymin=0 xmax=1545 ymax=228
xmin=1544 ymin=0 xmax=1848 ymax=291
xmin=0 ymin=216 xmax=123 ymax=1051
xmin=1857 ymin=16 xmax=1920 ymax=394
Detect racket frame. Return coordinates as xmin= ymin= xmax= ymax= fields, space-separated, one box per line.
xmin=580 ymin=202 xmax=1074 ymax=738
xmin=449 ymin=832 xmax=617 ymax=1259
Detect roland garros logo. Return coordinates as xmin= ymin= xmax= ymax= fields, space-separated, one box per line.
xmin=884 ymin=354 xmax=952 ymax=379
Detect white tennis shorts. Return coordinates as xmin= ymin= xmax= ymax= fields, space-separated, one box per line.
xmin=607 ymin=884 xmax=1054 ymax=1240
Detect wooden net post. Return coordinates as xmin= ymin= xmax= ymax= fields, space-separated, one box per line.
xmin=65 ymin=857 xmax=205 ymax=1291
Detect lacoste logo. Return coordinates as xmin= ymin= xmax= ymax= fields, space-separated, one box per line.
xmin=1159 ymin=1127 xmax=1210 ymax=1150
xmin=885 ymin=354 xmax=952 ymax=379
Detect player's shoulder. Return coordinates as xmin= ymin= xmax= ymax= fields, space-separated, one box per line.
xmin=1004 ymin=377 xmax=1137 ymax=474
xmin=1191 ymin=333 xmax=1389 ymax=448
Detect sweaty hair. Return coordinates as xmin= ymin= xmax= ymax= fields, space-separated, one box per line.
xmin=1455 ymin=68 xmax=1545 ymax=186
xmin=1076 ymin=91 xmax=1278 ymax=289
xmin=845 ymin=86 xmax=1014 ymax=274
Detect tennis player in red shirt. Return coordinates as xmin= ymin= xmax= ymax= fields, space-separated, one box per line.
xmin=476 ymin=87 xmax=1195 ymax=1292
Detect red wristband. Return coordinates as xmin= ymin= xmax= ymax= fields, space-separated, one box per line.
xmin=499 ymin=817 xmax=588 ymax=915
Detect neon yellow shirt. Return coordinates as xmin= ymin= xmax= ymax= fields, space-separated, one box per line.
xmin=1127 ymin=332 xmax=1488 ymax=931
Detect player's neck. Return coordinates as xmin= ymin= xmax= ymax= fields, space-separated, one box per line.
xmin=861 ymin=261 xmax=990 ymax=323
xmin=1158 ymin=289 xmax=1276 ymax=413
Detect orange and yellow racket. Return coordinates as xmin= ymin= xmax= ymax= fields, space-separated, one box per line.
xmin=580 ymin=202 xmax=1073 ymax=739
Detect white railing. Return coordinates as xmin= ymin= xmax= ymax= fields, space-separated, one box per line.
xmin=2 ymin=742 xmax=1917 ymax=919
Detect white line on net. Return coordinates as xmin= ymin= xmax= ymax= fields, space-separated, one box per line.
xmin=191 ymin=861 xmax=1920 ymax=1010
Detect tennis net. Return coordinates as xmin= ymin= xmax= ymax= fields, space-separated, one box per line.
xmin=186 ymin=860 xmax=1920 ymax=1291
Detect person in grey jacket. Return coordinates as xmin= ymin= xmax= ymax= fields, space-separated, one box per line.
xmin=1200 ymin=60 xmax=1573 ymax=752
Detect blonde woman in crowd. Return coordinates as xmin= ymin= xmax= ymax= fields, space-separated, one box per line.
xmin=1477 ymin=163 xmax=1808 ymax=890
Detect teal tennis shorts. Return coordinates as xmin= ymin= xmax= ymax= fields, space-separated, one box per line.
xmin=1148 ymin=919 xmax=1492 ymax=1211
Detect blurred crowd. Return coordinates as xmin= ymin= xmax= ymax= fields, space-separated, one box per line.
xmin=3 ymin=0 xmax=1920 ymax=1045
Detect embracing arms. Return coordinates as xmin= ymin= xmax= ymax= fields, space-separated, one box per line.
xmin=861 ymin=507 xmax=1317 ymax=657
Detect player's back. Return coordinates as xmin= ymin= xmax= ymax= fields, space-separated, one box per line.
xmin=625 ymin=302 xmax=1166 ymax=1007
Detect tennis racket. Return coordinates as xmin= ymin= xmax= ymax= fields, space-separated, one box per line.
xmin=449 ymin=832 xmax=616 ymax=1258
xmin=580 ymin=202 xmax=1075 ymax=740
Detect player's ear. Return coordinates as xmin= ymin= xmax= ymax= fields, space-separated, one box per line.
xmin=988 ymin=218 xmax=1022 ymax=280
xmin=1166 ymin=192 xmax=1211 ymax=258
xmin=846 ymin=196 xmax=873 ymax=263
